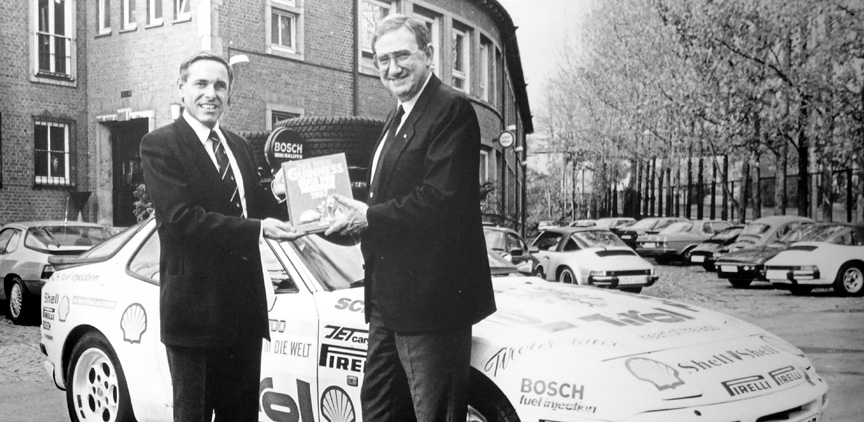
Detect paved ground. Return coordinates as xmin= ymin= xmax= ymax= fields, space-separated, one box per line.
xmin=1 ymin=263 xmax=862 ymax=421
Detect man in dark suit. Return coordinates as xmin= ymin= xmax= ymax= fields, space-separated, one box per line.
xmin=141 ymin=51 xmax=302 ymax=422
xmin=327 ymin=14 xmax=496 ymax=422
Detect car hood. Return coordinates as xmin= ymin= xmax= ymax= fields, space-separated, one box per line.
xmin=715 ymin=244 xmax=787 ymax=263
xmin=765 ymin=242 xmax=833 ymax=266
xmin=690 ymin=242 xmax=721 ymax=253
xmin=467 ymin=276 xmax=822 ymax=417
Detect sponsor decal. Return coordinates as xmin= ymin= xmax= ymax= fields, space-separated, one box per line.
xmin=769 ymin=366 xmax=803 ymax=387
xmin=677 ymin=345 xmax=780 ymax=373
xmin=484 ymin=341 xmax=555 ymax=377
xmin=722 ymin=375 xmax=773 ymax=397
xmin=42 ymin=307 xmax=55 ymax=321
xmin=42 ymin=320 xmax=51 ymax=330
xmin=324 ymin=325 xmax=368 ymax=345
xmin=581 ymin=307 xmax=694 ymax=327
xmin=259 ymin=378 xmax=314 ymax=422
xmin=319 ymin=344 xmax=366 ymax=372
xmin=334 ymin=298 xmax=364 ymax=312
xmin=487 ymin=311 xmax=578 ymax=334
xmin=264 ymin=340 xmax=312 ymax=358
xmin=639 ymin=324 xmax=721 ymax=341
xmin=44 ymin=293 xmax=60 ymax=305
xmin=626 ymin=357 xmax=684 ymax=391
xmin=59 ymin=296 xmax=70 ymax=322
xmin=320 ymin=386 xmax=356 ymax=422
xmin=270 ymin=319 xmax=286 ymax=333
xmin=120 ymin=303 xmax=147 ymax=344
xmin=73 ymin=296 xmax=116 ymax=309
xmin=51 ymin=273 xmax=99 ymax=282
xmin=519 ymin=378 xmax=594 ymax=414
xmin=43 ymin=334 xmax=53 ymax=341
xmin=493 ymin=285 xmax=609 ymax=308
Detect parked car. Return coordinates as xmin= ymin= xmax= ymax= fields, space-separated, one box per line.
xmin=615 ymin=217 xmax=688 ymax=249
xmin=766 ymin=223 xmax=864 ymax=296
xmin=0 ymin=221 xmax=114 ymax=324
xmin=537 ymin=219 xmax=558 ymax=230
xmin=41 ymin=218 xmax=829 ymax=422
xmin=529 ymin=227 xmax=657 ymax=293
xmin=636 ymin=220 xmax=733 ymax=265
xmin=713 ymin=215 xmax=814 ymax=258
xmin=715 ymin=223 xmax=843 ymax=288
xmin=568 ymin=219 xmax=597 ymax=227
xmin=483 ymin=225 xmax=538 ymax=275
xmin=593 ymin=217 xmax=636 ymax=230
xmin=688 ymin=225 xmax=746 ymax=271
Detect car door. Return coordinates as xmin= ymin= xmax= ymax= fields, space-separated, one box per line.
xmin=259 ymin=240 xmax=321 ymax=422
xmin=0 ymin=228 xmax=20 ymax=281
xmin=531 ymin=231 xmax=563 ymax=280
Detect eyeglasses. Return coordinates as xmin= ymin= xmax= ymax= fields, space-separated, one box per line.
xmin=372 ymin=48 xmax=422 ymax=70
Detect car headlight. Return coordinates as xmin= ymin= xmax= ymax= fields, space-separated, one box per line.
xmin=590 ymin=270 xmax=608 ymax=277
xmin=41 ymin=264 xmax=55 ymax=280
xmin=795 ymin=265 xmax=819 ymax=272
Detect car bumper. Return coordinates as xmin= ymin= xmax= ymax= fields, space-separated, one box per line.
xmin=689 ymin=253 xmax=714 ymax=264
xmin=766 ymin=268 xmax=826 ymax=286
xmin=41 ymin=350 xmax=64 ymax=390
xmin=636 ymin=248 xmax=677 ymax=257
xmin=587 ymin=274 xmax=658 ymax=289
xmin=716 ymin=264 xmax=766 ymax=281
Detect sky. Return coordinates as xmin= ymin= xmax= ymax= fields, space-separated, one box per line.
xmin=497 ymin=0 xmax=594 ymax=117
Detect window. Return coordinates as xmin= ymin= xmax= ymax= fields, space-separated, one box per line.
xmin=266 ymin=0 xmax=304 ymax=60
xmin=451 ymin=25 xmax=470 ymax=93
xmin=266 ymin=104 xmax=303 ymax=130
xmin=413 ymin=7 xmax=440 ymax=74
xmin=359 ymin=0 xmax=392 ymax=70
xmin=98 ymin=0 xmax=111 ymax=34
xmin=128 ymin=231 xmax=161 ymax=283
xmin=174 ymin=0 xmax=190 ymax=21
xmin=262 ymin=242 xmax=297 ymax=294
xmin=147 ymin=0 xmax=163 ymax=26
xmin=480 ymin=41 xmax=490 ymax=101
xmin=34 ymin=120 xmax=73 ymax=186
xmin=121 ymin=0 xmax=136 ymax=30
xmin=0 ymin=229 xmax=18 ymax=254
xmin=479 ymin=150 xmax=489 ymax=182
xmin=35 ymin=0 xmax=74 ymax=80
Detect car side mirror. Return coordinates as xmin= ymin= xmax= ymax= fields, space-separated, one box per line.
xmin=509 ymin=247 xmax=524 ymax=257
xmin=529 ymin=246 xmax=539 ymax=253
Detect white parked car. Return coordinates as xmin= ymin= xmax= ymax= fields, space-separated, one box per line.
xmin=765 ymin=224 xmax=864 ymax=296
xmin=41 ymin=219 xmax=829 ymax=422
xmin=530 ymin=227 xmax=658 ymax=293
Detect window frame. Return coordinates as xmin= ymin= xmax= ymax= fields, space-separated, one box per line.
xmin=412 ymin=8 xmax=440 ymax=75
xmin=146 ymin=0 xmax=163 ymax=27
xmin=174 ymin=0 xmax=191 ymax=22
xmin=479 ymin=40 xmax=490 ymax=102
xmin=121 ymin=0 xmax=136 ymax=31
xmin=32 ymin=0 xmax=77 ymax=84
xmin=358 ymin=0 xmax=393 ymax=73
xmin=33 ymin=119 xmax=74 ymax=187
xmin=265 ymin=0 xmax=305 ymax=61
xmin=266 ymin=104 xmax=304 ymax=131
xmin=98 ymin=0 xmax=111 ymax=34
xmin=479 ymin=149 xmax=489 ymax=182
xmin=451 ymin=24 xmax=470 ymax=93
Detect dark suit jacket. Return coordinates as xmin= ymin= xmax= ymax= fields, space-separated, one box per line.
xmin=362 ymin=75 xmax=496 ymax=332
xmin=141 ymin=116 xmax=280 ymax=347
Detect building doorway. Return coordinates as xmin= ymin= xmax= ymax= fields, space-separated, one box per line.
xmin=112 ymin=118 xmax=148 ymax=227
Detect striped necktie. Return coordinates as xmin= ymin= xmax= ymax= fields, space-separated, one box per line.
xmin=209 ymin=130 xmax=244 ymax=217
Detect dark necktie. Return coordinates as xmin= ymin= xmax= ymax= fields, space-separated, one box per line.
xmin=370 ymin=105 xmax=404 ymax=196
xmin=209 ymin=130 xmax=244 ymax=217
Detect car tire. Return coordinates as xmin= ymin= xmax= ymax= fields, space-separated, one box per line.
xmin=7 ymin=276 xmax=31 ymax=325
xmin=789 ymin=285 xmax=813 ymax=296
xmin=67 ymin=331 xmax=136 ymax=422
xmin=467 ymin=371 xmax=519 ymax=422
xmin=701 ymin=263 xmax=716 ymax=272
xmin=833 ymin=262 xmax=864 ymax=297
xmin=729 ymin=279 xmax=752 ymax=288
xmin=558 ymin=267 xmax=577 ymax=284
xmin=655 ymin=256 xmax=671 ymax=265
xmin=532 ymin=266 xmax=545 ymax=280
xmin=620 ymin=287 xmax=643 ymax=294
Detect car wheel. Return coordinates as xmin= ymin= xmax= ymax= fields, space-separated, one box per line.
xmin=655 ymin=256 xmax=671 ymax=265
xmin=8 ymin=277 xmax=30 ymax=325
xmin=701 ymin=263 xmax=716 ymax=272
xmin=620 ymin=287 xmax=643 ymax=294
xmin=67 ymin=332 xmax=136 ymax=422
xmin=834 ymin=263 xmax=864 ymax=297
xmin=467 ymin=372 xmax=519 ymax=422
xmin=789 ymin=285 xmax=813 ymax=296
xmin=558 ymin=267 xmax=577 ymax=284
xmin=531 ymin=266 xmax=545 ymax=279
xmin=729 ymin=279 xmax=752 ymax=288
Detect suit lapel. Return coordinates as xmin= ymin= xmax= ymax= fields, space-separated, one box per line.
xmin=376 ymin=75 xmax=441 ymax=193
xmin=174 ymin=117 xmax=225 ymax=200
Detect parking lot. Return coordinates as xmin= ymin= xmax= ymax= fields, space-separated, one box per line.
xmin=1 ymin=262 xmax=862 ymax=422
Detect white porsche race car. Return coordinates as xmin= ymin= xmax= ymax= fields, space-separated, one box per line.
xmin=41 ymin=219 xmax=828 ymax=422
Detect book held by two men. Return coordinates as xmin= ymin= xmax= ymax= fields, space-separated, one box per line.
xmin=281 ymin=153 xmax=353 ymax=233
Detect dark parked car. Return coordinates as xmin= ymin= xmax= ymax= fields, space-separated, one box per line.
xmin=687 ymin=225 xmax=745 ymax=271
xmin=636 ymin=220 xmax=733 ymax=265
xmin=615 ymin=217 xmax=687 ymax=249
xmin=483 ymin=225 xmax=538 ymax=275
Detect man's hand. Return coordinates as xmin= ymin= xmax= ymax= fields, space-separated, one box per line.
xmin=262 ymin=218 xmax=305 ymax=241
xmin=324 ymin=194 xmax=369 ymax=236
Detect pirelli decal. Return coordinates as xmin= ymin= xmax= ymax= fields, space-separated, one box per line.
xmin=319 ymin=344 xmax=366 ymax=373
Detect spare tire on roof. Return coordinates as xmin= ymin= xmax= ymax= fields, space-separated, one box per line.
xmin=263 ymin=116 xmax=385 ymax=200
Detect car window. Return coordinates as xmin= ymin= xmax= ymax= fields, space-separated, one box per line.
xmin=629 ymin=218 xmax=659 ymax=229
xmin=262 ymin=242 xmax=298 ymax=294
xmin=532 ymin=232 xmax=561 ymax=251
xmin=653 ymin=219 xmax=678 ymax=231
xmin=24 ymin=225 xmax=114 ymax=250
xmin=128 ymin=231 xmax=161 ymax=283
xmin=741 ymin=223 xmax=771 ymax=236
xmin=79 ymin=225 xmax=140 ymax=260
xmin=572 ymin=230 xmax=627 ymax=248
xmin=483 ymin=230 xmax=506 ymax=251
xmin=282 ymin=235 xmax=364 ymax=291
xmin=5 ymin=230 xmax=22 ymax=253
xmin=563 ymin=237 xmax=580 ymax=251
xmin=505 ymin=233 xmax=522 ymax=251
xmin=0 ymin=228 xmax=17 ymax=253
xmin=701 ymin=223 xmax=715 ymax=235
xmin=659 ymin=222 xmax=693 ymax=234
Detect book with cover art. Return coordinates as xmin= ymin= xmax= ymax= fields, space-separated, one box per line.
xmin=281 ymin=153 xmax=353 ymax=233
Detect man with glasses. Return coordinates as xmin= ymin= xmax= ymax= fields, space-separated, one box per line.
xmin=327 ymin=13 xmax=495 ymax=422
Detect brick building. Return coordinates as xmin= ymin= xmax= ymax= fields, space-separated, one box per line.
xmin=0 ymin=0 xmax=532 ymax=229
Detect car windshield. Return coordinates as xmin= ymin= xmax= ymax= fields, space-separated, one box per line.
xmin=629 ymin=218 xmax=659 ymax=229
xmin=713 ymin=226 xmax=743 ymax=240
xmin=594 ymin=219 xmax=614 ymax=228
xmin=77 ymin=225 xmax=139 ymax=259
xmin=659 ymin=222 xmax=694 ymax=234
xmin=25 ymin=225 xmax=114 ymax=250
xmin=741 ymin=223 xmax=771 ymax=236
xmin=803 ymin=224 xmax=849 ymax=242
xmin=484 ymin=230 xmax=507 ymax=251
xmin=779 ymin=224 xmax=822 ymax=243
xmin=571 ymin=230 xmax=627 ymax=248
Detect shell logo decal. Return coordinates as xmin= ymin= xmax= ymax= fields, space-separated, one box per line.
xmin=59 ymin=296 xmax=70 ymax=322
xmin=625 ymin=357 xmax=684 ymax=391
xmin=120 ymin=303 xmax=148 ymax=344
xmin=320 ymin=386 xmax=355 ymax=422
